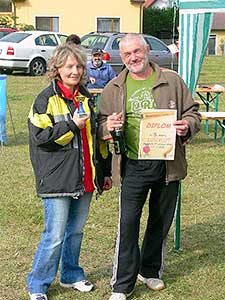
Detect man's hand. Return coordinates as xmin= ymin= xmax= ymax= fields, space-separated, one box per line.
xmin=173 ymin=120 xmax=189 ymax=136
xmin=89 ymin=77 xmax=96 ymax=84
xmin=107 ymin=112 xmax=123 ymax=132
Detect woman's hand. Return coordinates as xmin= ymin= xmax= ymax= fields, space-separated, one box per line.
xmin=72 ymin=109 xmax=89 ymax=129
xmin=103 ymin=176 xmax=112 ymax=191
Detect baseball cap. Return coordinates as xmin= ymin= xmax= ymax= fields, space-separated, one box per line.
xmin=91 ymin=47 xmax=103 ymax=55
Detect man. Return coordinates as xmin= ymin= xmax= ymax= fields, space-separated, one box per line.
xmin=98 ymin=33 xmax=201 ymax=300
xmin=66 ymin=34 xmax=81 ymax=45
xmin=87 ymin=47 xmax=116 ymax=89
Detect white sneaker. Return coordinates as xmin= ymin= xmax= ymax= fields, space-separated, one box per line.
xmin=138 ymin=274 xmax=165 ymax=291
xmin=109 ymin=290 xmax=133 ymax=300
xmin=29 ymin=293 xmax=48 ymax=300
xmin=60 ymin=279 xmax=93 ymax=292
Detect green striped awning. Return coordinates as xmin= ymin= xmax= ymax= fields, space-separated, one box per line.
xmin=173 ymin=0 xmax=225 ymax=251
xmin=180 ymin=0 xmax=225 ymax=12
xmin=178 ymin=12 xmax=213 ymax=94
xmin=178 ymin=1 xmax=225 ymax=94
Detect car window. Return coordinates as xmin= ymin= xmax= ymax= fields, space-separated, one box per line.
xmin=81 ymin=35 xmax=108 ymax=49
xmin=112 ymin=37 xmax=121 ymax=50
xmin=35 ymin=34 xmax=58 ymax=46
xmin=0 ymin=32 xmax=8 ymax=39
xmin=145 ymin=37 xmax=168 ymax=52
xmin=0 ymin=32 xmax=31 ymax=43
xmin=57 ymin=34 xmax=68 ymax=44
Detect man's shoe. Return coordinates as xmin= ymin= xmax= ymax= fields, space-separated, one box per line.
xmin=138 ymin=274 xmax=165 ymax=291
xmin=29 ymin=293 xmax=48 ymax=300
xmin=109 ymin=290 xmax=133 ymax=300
xmin=60 ymin=279 xmax=94 ymax=292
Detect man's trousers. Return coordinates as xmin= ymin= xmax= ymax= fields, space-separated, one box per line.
xmin=111 ymin=158 xmax=179 ymax=294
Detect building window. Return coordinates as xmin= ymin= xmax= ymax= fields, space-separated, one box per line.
xmin=97 ymin=18 xmax=120 ymax=32
xmin=35 ymin=17 xmax=59 ymax=32
xmin=0 ymin=0 xmax=12 ymax=13
xmin=207 ymin=35 xmax=216 ymax=55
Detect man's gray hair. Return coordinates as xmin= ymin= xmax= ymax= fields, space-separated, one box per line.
xmin=119 ymin=33 xmax=147 ymax=50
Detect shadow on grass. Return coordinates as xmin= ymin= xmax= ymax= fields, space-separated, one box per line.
xmin=8 ymin=71 xmax=30 ymax=77
xmin=47 ymin=215 xmax=225 ymax=299
xmin=192 ymin=137 xmax=224 ymax=146
xmin=165 ymin=214 xmax=225 ymax=283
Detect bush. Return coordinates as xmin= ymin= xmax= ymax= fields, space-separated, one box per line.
xmin=0 ymin=15 xmax=15 ymax=28
xmin=17 ymin=23 xmax=35 ymax=31
xmin=0 ymin=15 xmax=34 ymax=30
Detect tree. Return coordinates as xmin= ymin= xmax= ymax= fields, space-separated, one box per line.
xmin=143 ymin=7 xmax=179 ymax=42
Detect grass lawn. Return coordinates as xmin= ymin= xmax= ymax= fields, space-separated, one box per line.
xmin=1 ymin=56 xmax=225 ymax=300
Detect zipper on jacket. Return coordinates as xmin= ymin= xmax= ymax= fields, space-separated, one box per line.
xmin=89 ymin=97 xmax=103 ymax=195
xmin=67 ymin=99 xmax=84 ymax=186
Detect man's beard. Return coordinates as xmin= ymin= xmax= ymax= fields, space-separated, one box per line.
xmin=124 ymin=55 xmax=149 ymax=74
xmin=93 ymin=60 xmax=102 ymax=68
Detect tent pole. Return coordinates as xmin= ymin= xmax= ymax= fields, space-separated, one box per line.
xmin=7 ymin=97 xmax=17 ymax=144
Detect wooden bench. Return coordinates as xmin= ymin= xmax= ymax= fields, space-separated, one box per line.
xmin=88 ymin=88 xmax=103 ymax=111
xmin=200 ymin=111 xmax=225 ymax=144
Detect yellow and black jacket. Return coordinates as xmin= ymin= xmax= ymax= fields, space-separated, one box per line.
xmin=28 ymin=80 xmax=111 ymax=198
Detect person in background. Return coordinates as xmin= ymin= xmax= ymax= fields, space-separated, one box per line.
xmin=66 ymin=33 xmax=81 ymax=45
xmin=98 ymin=33 xmax=201 ymax=300
xmin=27 ymin=43 xmax=112 ymax=300
xmin=87 ymin=47 xmax=116 ymax=89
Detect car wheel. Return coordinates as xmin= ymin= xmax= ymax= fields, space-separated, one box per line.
xmin=29 ymin=58 xmax=46 ymax=76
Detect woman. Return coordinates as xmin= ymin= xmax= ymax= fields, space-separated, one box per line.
xmin=27 ymin=43 xmax=112 ymax=300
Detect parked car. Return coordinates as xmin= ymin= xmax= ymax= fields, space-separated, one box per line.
xmin=81 ymin=32 xmax=178 ymax=74
xmin=0 ymin=27 xmax=18 ymax=40
xmin=0 ymin=31 xmax=68 ymax=76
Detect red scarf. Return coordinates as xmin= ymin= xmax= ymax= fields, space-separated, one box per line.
xmin=57 ymin=80 xmax=94 ymax=193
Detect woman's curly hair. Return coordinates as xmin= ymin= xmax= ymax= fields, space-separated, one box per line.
xmin=47 ymin=43 xmax=87 ymax=85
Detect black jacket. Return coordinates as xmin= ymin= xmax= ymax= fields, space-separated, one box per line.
xmin=28 ymin=80 xmax=111 ymax=198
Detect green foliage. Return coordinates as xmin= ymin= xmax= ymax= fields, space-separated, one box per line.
xmin=17 ymin=23 xmax=35 ymax=31
xmin=0 ymin=14 xmax=34 ymax=30
xmin=143 ymin=8 xmax=179 ymax=39
xmin=0 ymin=15 xmax=14 ymax=28
xmin=1 ymin=57 xmax=225 ymax=300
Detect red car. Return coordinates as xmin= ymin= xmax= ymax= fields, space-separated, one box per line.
xmin=0 ymin=28 xmax=17 ymax=39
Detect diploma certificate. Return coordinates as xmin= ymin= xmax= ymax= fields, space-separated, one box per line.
xmin=138 ymin=109 xmax=177 ymax=160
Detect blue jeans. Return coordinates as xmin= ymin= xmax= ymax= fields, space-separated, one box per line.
xmin=27 ymin=193 xmax=92 ymax=294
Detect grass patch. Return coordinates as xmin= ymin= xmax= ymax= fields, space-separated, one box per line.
xmin=1 ymin=57 xmax=225 ymax=300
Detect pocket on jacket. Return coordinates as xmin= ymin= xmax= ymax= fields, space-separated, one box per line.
xmin=38 ymin=149 xmax=81 ymax=194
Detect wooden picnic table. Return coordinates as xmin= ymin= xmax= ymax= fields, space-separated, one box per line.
xmin=196 ymin=86 xmax=225 ymax=136
xmin=200 ymin=111 xmax=225 ymax=145
xmin=88 ymin=88 xmax=103 ymax=110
